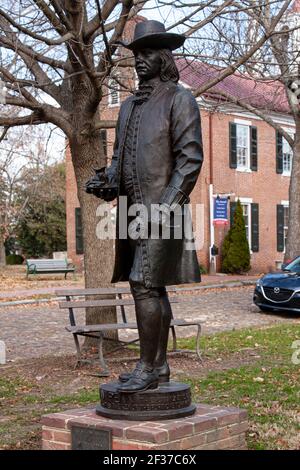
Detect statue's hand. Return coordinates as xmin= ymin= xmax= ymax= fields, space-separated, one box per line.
xmin=85 ymin=168 xmax=117 ymax=201
xmin=85 ymin=167 xmax=106 ymax=194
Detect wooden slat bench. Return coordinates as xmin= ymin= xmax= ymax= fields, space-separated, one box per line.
xmin=56 ymin=287 xmax=202 ymax=376
xmin=26 ymin=259 xmax=75 ymax=279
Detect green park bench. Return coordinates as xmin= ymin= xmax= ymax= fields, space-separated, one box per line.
xmin=56 ymin=286 xmax=203 ymax=376
xmin=26 ymin=258 xmax=75 ymax=279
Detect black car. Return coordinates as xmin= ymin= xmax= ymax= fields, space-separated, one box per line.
xmin=254 ymin=256 xmax=300 ymax=313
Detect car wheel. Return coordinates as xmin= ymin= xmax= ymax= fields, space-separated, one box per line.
xmin=258 ymin=306 xmax=274 ymax=313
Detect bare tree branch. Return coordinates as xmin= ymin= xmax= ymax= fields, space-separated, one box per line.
xmin=0 ymin=126 xmax=9 ymax=142
xmin=0 ymin=26 xmax=72 ymax=72
xmin=32 ymin=0 xmax=68 ymax=36
xmin=97 ymin=0 xmax=134 ymax=78
xmin=49 ymin=0 xmax=73 ymax=32
xmin=193 ymin=0 xmax=292 ymax=97
xmin=185 ymin=0 xmax=234 ymax=37
xmin=0 ymin=7 xmax=74 ymax=46
xmin=0 ymin=112 xmax=45 ymax=127
xmin=85 ymin=0 xmax=120 ymax=39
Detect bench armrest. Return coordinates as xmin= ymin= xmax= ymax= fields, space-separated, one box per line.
xmin=27 ymin=263 xmax=37 ymax=271
xmin=65 ymin=257 xmax=75 ymax=269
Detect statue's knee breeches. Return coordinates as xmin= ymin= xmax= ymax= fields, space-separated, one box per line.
xmin=129 ymin=279 xmax=166 ymax=300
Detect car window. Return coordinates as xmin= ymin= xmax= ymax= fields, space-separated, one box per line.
xmin=285 ymin=258 xmax=300 ymax=272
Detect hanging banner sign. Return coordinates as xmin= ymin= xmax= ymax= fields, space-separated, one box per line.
xmin=213 ymin=198 xmax=228 ymax=225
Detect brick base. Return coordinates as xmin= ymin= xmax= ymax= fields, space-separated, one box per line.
xmin=41 ymin=404 xmax=248 ymax=450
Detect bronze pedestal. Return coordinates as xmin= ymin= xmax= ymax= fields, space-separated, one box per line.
xmin=96 ymin=381 xmax=196 ymax=421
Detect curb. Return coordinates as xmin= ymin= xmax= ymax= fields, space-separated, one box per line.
xmin=0 ymin=280 xmax=257 ymax=307
xmin=173 ymin=280 xmax=256 ymax=292
xmin=0 ymin=297 xmax=65 ymax=307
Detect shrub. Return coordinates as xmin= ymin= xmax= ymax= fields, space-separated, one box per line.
xmin=221 ymin=199 xmax=251 ymax=273
xmin=199 ymin=264 xmax=208 ymax=274
xmin=6 ymin=254 xmax=24 ymax=265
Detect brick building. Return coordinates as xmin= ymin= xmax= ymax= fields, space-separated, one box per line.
xmin=66 ymin=24 xmax=294 ymax=275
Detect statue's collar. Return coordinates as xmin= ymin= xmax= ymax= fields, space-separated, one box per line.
xmin=139 ymin=77 xmax=162 ymax=89
xmin=133 ymin=77 xmax=164 ymax=103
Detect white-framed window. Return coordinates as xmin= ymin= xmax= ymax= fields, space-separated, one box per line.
xmin=282 ymin=137 xmax=293 ymax=175
xmin=236 ymin=124 xmax=250 ymax=170
xmin=108 ymin=78 xmax=120 ymax=107
xmin=282 ymin=202 xmax=289 ymax=252
xmin=241 ymin=203 xmax=251 ymax=246
xmin=235 ymin=197 xmax=252 ymax=249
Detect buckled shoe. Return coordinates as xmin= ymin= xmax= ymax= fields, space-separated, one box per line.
xmin=117 ymin=362 xmax=159 ymax=393
xmin=118 ymin=361 xmax=170 ymax=384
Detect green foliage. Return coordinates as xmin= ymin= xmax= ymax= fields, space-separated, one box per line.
xmin=6 ymin=254 xmax=24 ymax=265
xmin=221 ymin=199 xmax=251 ymax=273
xmin=199 ymin=263 xmax=207 ymax=274
xmin=15 ymin=162 xmax=67 ymax=258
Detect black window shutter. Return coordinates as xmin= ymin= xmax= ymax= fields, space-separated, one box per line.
xmin=100 ymin=129 xmax=107 ymax=157
xmin=250 ymin=126 xmax=258 ymax=171
xmin=75 ymin=207 xmax=84 ymax=255
xmin=251 ymin=203 xmax=259 ymax=252
xmin=230 ymin=201 xmax=237 ymax=226
xmin=229 ymin=122 xmax=237 ymax=169
xmin=277 ymin=204 xmax=284 ymax=252
xmin=276 ymin=131 xmax=283 ymax=174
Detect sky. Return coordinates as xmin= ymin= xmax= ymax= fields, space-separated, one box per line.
xmin=141 ymin=0 xmax=200 ymax=29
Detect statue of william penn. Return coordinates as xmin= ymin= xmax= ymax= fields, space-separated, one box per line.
xmin=86 ymin=20 xmax=203 ymax=394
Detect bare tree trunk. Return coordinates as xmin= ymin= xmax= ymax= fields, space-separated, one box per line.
xmin=0 ymin=236 xmax=6 ymax=266
xmin=285 ymin=115 xmax=300 ymax=262
xmin=70 ymin=134 xmax=118 ymax=350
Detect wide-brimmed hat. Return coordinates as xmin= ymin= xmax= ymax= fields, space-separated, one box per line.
xmin=119 ymin=20 xmax=185 ymax=51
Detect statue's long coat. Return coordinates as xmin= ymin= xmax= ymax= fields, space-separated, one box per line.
xmin=106 ymin=81 xmax=203 ymax=288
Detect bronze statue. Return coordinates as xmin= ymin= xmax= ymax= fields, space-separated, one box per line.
xmin=86 ymin=20 xmax=203 ymax=395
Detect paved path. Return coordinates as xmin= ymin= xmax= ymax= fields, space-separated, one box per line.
xmin=0 ymin=275 xmax=259 ymax=300
xmin=1 ymin=286 xmax=299 ymax=362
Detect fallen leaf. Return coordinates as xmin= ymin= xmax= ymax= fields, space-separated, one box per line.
xmin=253 ymin=377 xmax=264 ymax=383
xmin=35 ymin=374 xmax=47 ymax=381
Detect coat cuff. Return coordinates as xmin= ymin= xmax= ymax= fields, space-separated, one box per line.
xmin=105 ymin=167 xmax=117 ymax=186
xmin=159 ymin=185 xmax=190 ymax=207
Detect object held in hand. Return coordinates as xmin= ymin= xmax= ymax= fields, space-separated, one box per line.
xmin=85 ymin=167 xmax=118 ymax=201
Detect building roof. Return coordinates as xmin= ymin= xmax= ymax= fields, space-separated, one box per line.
xmin=290 ymin=0 xmax=300 ymax=13
xmin=176 ymin=58 xmax=290 ymax=114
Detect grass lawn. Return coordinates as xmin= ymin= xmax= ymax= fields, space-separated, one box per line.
xmin=0 ymin=323 xmax=299 ymax=450
xmin=178 ymin=324 xmax=300 ymax=449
